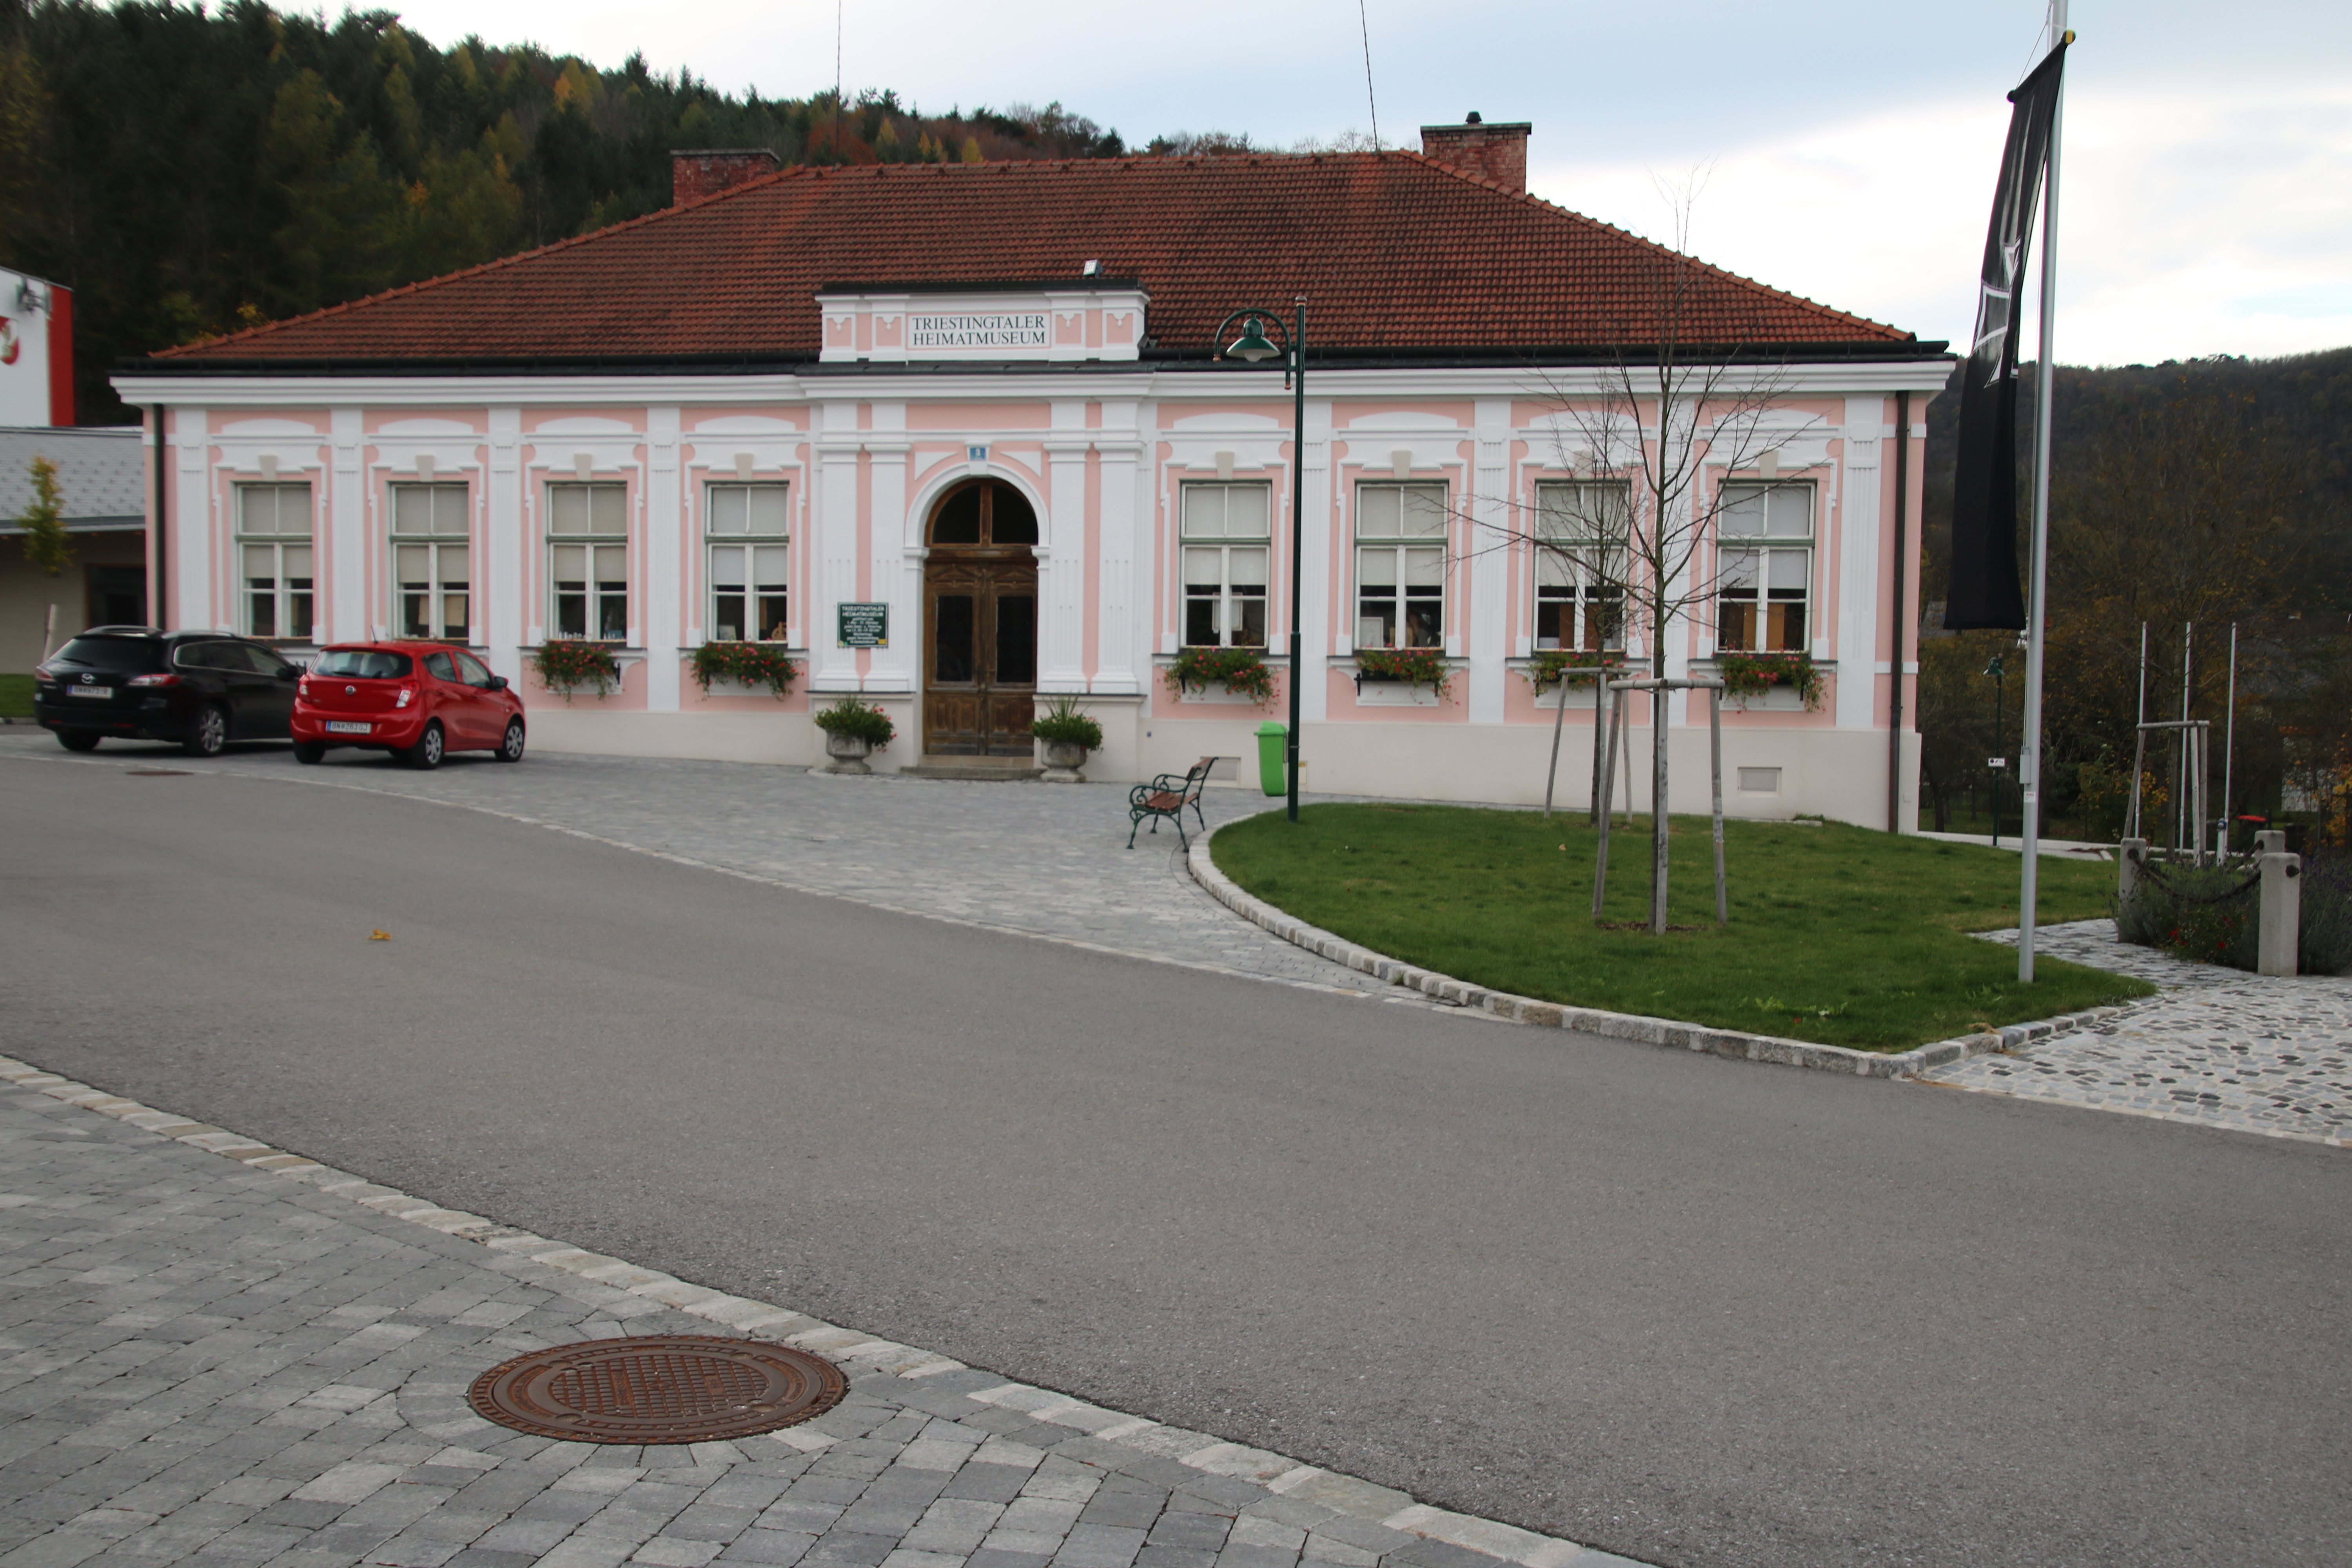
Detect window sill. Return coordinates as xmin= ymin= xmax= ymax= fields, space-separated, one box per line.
xmin=677 ymin=644 xmax=806 ymax=654
xmin=1693 ymin=655 xmax=1832 ymax=712
xmin=1348 ymin=654 xmax=1458 ymax=708
xmin=1152 ymin=650 xmax=1277 ymax=706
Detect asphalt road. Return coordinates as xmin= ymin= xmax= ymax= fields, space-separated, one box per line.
xmin=2 ymin=752 xmax=2345 ymax=1568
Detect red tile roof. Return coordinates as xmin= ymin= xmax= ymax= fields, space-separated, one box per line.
xmin=154 ymin=152 xmax=1922 ymax=367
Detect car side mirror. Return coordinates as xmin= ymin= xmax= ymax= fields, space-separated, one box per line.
xmin=487 ymin=675 xmax=508 ymax=691
xmin=278 ymin=666 xmax=299 ymax=681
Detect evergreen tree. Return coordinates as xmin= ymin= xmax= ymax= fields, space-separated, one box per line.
xmin=17 ymin=454 xmax=70 ymax=577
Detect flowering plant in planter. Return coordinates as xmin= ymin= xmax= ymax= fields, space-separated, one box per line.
xmin=1713 ymin=649 xmax=1824 ymax=710
xmin=811 ymin=697 xmax=896 ymax=748
xmin=532 ymin=639 xmax=620 ymax=701
xmin=1029 ymin=694 xmax=1105 ymax=751
xmin=1164 ymin=645 xmax=1276 ymax=706
xmin=1354 ymin=646 xmax=1452 ymax=699
xmin=1522 ymin=648 xmax=1628 ymax=695
xmin=689 ymin=641 xmax=800 ymax=698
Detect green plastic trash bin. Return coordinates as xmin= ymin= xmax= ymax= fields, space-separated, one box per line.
xmin=1256 ymin=720 xmax=1289 ymax=797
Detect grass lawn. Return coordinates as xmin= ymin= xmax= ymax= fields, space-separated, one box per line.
xmin=0 ymin=674 xmax=32 ymax=719
xmin=1212 ymin=804 xmax=2154 ymax=1051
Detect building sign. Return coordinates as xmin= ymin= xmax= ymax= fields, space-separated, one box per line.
xmin=817 ymin=285 xmax=1149 ymax=365
xmin=908 ymin=314 xmax=1048 ymax=352
xmin=837 ymin=602 xmax=889 ymax=648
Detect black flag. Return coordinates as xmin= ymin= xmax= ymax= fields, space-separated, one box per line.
xmin=1946 ymin=40 xmax=2069 ymax=631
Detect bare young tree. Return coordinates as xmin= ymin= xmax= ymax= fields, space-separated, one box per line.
xmin=1467 ymin=183 xmax=1822 ymax=931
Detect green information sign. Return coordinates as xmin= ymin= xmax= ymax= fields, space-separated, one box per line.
xmin=837 ymin=602 xmax=889 ymax=649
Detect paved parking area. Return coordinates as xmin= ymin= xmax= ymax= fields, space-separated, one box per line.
xmin=0 ymin=734 xmax=1371 ymax=997
xmin=0 ymin=1059 xmax=1632 ymax=1568
xmin=1927 ymin=920 xmax=2352 ymax=1145
xmin=5 ymin=731 xmax=2346 ymax=1150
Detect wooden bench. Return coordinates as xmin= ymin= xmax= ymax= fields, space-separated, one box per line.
xmin=1127 ymin=756 xmax=1220 ymax=849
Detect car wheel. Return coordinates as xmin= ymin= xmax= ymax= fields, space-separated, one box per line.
xmin=183 ymin=706 xmax=228 ymax=758
xmin=56 ymin=730 xmax=101 ymax=753
xmin=494 ymin=719 xmax=526 ymax=763
xmin=293 ymin=741 xmax=327 ymax=765
xmin=401 ymin=721 xmax=445 ymax=770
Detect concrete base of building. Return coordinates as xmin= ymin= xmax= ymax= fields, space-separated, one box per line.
xmin=525 ymin=704 xmax=1922 ymax=829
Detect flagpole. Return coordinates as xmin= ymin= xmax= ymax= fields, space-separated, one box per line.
xmin=2017 ymin=4 xmax=2069 ymax=985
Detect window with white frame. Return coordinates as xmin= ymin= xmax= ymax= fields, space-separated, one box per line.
xmin=705 ymin=483 xmax=790 ymax=642
xmin=547 ymin=482 xmax=628 ymax=641
xmin=1532 ymin=481 xmax=1627 ymax=652
xmin=1354 ymin=482 xmax=1446 ymax=649
xmin=1179 ymin=482 xmax=1270 ymax=648
xmin=391 ymin=483 xmax=471 ymax=641
xmin=1715 ymin=483 xmax=1813 ymax=653
xmin=236 ymin=483 xmax=315 ymax=641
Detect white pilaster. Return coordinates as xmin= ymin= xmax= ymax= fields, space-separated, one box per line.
xmin=172 ymin=408 xmax=209 ymax=632
xmin=328 ymin=407 xmax=364 ymax=643
xmin=487 ymin=407 xmax=523 ymax=678
xmin=1040 ymin=401 xmax=1089 ymax=693
xmin=645 ymin=406 xmax=682 ymax=710
xmin=866 ymin=403 xmax=912 ymax=692
xmin=1093 ymin=401 xmax=1143 ymax=695
xmin=812 ymin=401 xmax=862 ymax=691
xmin=1299 ymin=398 xmax=1332 ymax=724
xmin=1469 ymin=399 xmax=1511 ymax=724
xmin=1837 ymin=396 xmax=1884 ymax=731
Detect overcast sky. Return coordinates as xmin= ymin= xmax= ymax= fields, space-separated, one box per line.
xmin=378 ymin=0 xmax=2351 ymax=368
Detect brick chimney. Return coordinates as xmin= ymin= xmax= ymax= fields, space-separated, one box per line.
xmin=1418 ymin=114 xmax=1530 ymax=194
xmin=671 ymin=149 xmax=782 ymax=207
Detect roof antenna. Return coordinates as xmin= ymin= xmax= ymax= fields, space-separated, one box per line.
xmin=1357 ymin=0 xmax=1379 ymax=148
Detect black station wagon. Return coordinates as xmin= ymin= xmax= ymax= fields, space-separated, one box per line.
xmin=34 ymin=627 xmax=303 ymax=757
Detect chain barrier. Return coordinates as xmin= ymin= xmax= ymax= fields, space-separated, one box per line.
xmin=2124 ymin=846 xmax=2263 ymax=906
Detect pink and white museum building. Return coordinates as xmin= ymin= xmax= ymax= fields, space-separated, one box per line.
xmin=114 ymin=119 xmax=1948 ymax=822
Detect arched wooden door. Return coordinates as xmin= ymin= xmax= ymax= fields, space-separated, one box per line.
xmin=923 ymin=480 xmax=1038 ymax=757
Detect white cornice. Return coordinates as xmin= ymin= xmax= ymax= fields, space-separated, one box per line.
xmin=114 ymin=356 xmax=1949 ymax=412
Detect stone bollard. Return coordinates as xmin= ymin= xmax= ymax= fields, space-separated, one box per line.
xmin=2258 ymin=850 xmax=2302 ymax=978
xmin=2255 ymin=829 xmax=2286 ymax=857
xmin=2118 ymin=837 xmax=2146 ymax=907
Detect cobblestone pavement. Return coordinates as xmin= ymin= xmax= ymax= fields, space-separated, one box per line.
xmin=0 ymin=1060 xmax=1638 ymax=1568
xmin=0 ymin=735 xmax=1373 ymax=996
xmin=1924 ymin=919 xmax=2352 ymax=1146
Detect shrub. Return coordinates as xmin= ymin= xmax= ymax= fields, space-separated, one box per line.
xmin=689 ymin=641 xmax=800 ymax=698
xmin=2298 ymin=850 xmax=2352 ymax=975
xmin=1355 ymin=646 xmax=1451 ymax=698
xmin=813 ymin=697 xmax=895 ymax=748
xmin=1165 ymin=646 xmax=1276 ymax=705
xmin=1715 ymin=650 xmax=1823 ymax=710
xmin=532 ymin=639 xmax=619 ymax=700
xmin=1030 ymin=694 xmax=1104 ymax=750
xmin=2118 ymin=848 xmax=2352 ymax=975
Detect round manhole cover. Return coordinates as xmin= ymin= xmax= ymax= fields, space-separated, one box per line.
xmin=467 ymin=1335 xmax=846 ymax=1444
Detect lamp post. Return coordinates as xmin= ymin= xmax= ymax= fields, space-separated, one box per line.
xmin=1985 ymin=653 xmax=2006 ymax=849
xmin=1213 ymin=301 xmax=1307 ymax=824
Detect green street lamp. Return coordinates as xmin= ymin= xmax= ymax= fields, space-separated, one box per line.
xmin=1985 ymin=653 xmax=2007 ymax=849
xmin=1212 ymin=300 xmax=1307 ymax=824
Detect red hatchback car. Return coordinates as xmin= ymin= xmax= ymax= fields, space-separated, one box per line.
xmin=293 ymin=643 xmax=526 ymax=768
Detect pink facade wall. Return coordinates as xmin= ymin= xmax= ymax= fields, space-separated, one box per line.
xmin=136 ymin=372 xmax=1938 ymax=814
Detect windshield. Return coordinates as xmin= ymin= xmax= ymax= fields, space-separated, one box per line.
xmin=312 ymin=649 xmax=413 ymax=679
xmin=50 ymin=636 xmax=168 ymax=674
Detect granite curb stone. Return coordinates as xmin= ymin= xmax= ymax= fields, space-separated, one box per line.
xmin=0 ymin=1050 xmax=1639 ymax=1568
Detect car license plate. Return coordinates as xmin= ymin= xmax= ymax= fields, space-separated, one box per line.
xmin=325 ymin=720 xmax=372 ymax=734
xmin=67 ymin=686 xmax=112 ymax=699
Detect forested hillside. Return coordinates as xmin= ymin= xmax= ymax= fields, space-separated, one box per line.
xmin=0 ymin=0 xmax=1129 ymax=422
xmin=1915 ymin=347 xmax=2352 ymax=838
